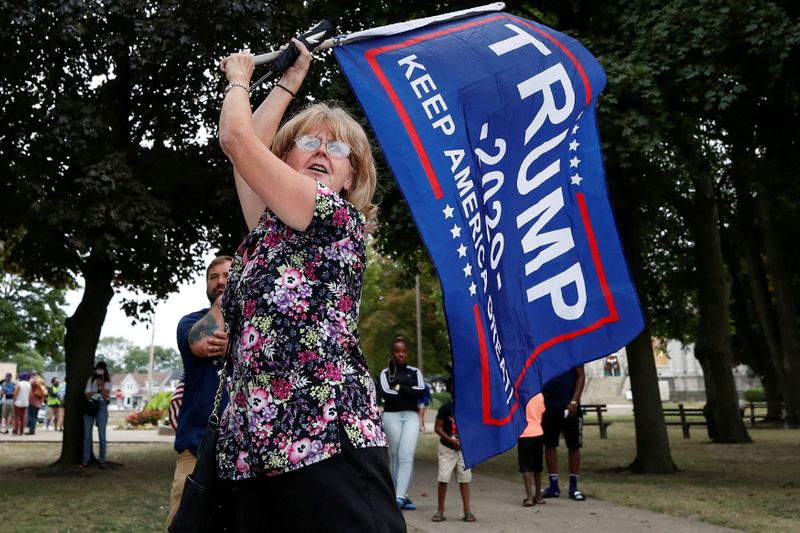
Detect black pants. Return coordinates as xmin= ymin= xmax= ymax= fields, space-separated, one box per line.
xmin=216 ymin=441 xmax=405 ymax=533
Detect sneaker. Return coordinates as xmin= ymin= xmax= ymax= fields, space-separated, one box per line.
xmin=402 ymin=497 xmax=417 ymax=510
xmin=541 ymin=487 xmax=560 ymax=498
xmin=396 ymin=497 xmax=405 ymax=509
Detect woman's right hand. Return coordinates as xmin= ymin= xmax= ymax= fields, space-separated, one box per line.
xmin=220 ymin=51 xmax=255 ymax=87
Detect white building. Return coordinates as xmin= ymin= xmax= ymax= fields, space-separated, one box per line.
xmin=583 ymin=340 xmax=761 ymax=403
xmin=110 ymin=371 xmax=181 ymax=410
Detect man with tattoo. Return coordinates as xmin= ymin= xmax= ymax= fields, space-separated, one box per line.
xmin=166 ymin=255 xmax=232 ymax=529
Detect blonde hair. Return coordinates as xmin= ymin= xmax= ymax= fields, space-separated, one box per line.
xmin=272 ymin=102 xmax=378 ymax=228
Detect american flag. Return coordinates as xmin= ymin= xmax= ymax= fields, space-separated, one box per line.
xmin=169 ymin=380 xmax=184 ymax=431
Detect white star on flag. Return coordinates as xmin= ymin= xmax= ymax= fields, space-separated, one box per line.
xmin=450 ymin=224 xmax=461 ymax=239
xmin=570 ymin=156 xmax=580 ymax=168
xmin=457 ymin=243 xmax=467 ymax=258
xmin=463 ymin=263 xmax=472 ymax=277
xmin=468 ymin=282 xmax=477 ymax=296
xmin=570 ymin=173 xmax=583 ymax=186
xmin=569 ymin=139 xmax=580 ymax=151
xmin=442 ymin=204 xmax=454 ymax=219
xmin=572 ymin=124 xmax=580 ymax=135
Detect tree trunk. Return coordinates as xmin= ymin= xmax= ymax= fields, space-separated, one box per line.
xmin=612 ymin=170 xmax=676 ymax=473
xmin=738 ymin=227 xmax=789 ymax=421
xmin=728 ymin=268 xmax=784 ymax=421
xmin=56 ymin=257 xmax=114 ymax=466
xmin=626 ymin=326 xmax=677 ymax=473
xmin=756 ymin=194 xmax=800 ymax=426
xmin=690 ymin=173 xmax=750 ymax=443
xmin=727 ymin=147 xmax=790 ymax=423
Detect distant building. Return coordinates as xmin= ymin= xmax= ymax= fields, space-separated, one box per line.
xmin=583 ymin=339 xmax=761 ymax=403
xmin=0 ymin=363 xmax=17 ymax=379
xmin=109 ymin=370 xmax=181 ymax=410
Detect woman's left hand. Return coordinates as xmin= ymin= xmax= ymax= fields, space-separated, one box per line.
xmin=277 ymin=38 xmax=312 ymax=94
xmin=220 ymin=51 xmax=255 ymax=86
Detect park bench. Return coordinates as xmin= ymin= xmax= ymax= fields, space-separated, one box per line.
xmin=744 ymin=401 xmax=786 ymax=427
xmin=663 ymin=403 xmax=706 ymax=439
xmin=580 ymin=403 xmax=612 ymax=439
xmin=745 ymin=402 xmax=768 ymax=428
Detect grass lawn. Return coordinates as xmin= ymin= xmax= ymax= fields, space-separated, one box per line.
xmin=2 ymin=423 xmax=798 ymax=532
xmin=0 ymin=442 xmax=175 ymax=532
xmin=417 ymin=421 xmax=800 ymax=533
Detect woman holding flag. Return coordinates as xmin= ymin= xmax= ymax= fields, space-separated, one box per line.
xmin=216 ymin=40 xmax=404 ymax=531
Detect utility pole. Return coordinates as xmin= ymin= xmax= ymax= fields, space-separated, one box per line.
xmin=146 ymin=316 xmax=155 ymax=403
xmin=416 ymin=274 xmax=423 ymax=373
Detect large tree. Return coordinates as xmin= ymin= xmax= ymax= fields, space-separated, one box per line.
xmin=123 ymin=345 xmax=180 ymax=373
xmin=360 ymin=250 xmax=452 ymax=378
xmin=0 ymin=0 xmax=274 ymax=466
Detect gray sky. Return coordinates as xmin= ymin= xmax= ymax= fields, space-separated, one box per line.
xmin=63 ymin=261 xmax=212 ymax=350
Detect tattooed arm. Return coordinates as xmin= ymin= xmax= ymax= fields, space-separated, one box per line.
xmin=187 ymin=299 xmax=229 ymax=358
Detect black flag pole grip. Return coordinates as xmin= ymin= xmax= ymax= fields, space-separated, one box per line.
xmin=269 ymin=20 xmax=334 ymax=73
xmin=246 ymin=20 xmax=334 ymax=92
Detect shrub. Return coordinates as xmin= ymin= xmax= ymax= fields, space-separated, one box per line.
xmin=143 ymin=391 xmax=172 ymax=412
xmin=126 ymin=409 xmax=164 ymax=427
xmin=744 ymin=388 xmax=766 ymax=402
xmin=431 ymin=391 xmax=451 ymax=410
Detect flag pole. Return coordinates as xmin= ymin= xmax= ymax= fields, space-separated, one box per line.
xmin=252 ymin=2 xmax=505 ymax=66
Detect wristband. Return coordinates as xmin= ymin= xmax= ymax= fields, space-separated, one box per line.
xmin=275 ymin=83 xmax=296 ymax=97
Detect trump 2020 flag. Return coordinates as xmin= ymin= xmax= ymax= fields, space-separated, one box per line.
xmin=334 ymin=6 xmax=644 ymax=466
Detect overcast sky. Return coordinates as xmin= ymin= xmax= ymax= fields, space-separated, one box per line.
xmin=62 ymin=261 xmax=213 ymax=350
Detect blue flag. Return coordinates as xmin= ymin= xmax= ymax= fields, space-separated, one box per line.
xmin=334 ymin=9 xmax=644 ymax=466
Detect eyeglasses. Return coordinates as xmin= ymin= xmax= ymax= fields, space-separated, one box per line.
xmin=293 ymin=135 xmax=352 ymax=159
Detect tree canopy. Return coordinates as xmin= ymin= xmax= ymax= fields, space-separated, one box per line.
xmin=3 ymin=0 xmax=798 ymax=467
xmin=0 ymin=272 xmax=67 ymax=366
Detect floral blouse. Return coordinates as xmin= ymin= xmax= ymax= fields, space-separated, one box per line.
xmin=217 ymin=182 xmax=386 ymax=480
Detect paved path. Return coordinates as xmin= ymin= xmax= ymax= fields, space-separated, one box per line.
xmin=403 ymin=459 xmax=740 ymax=533
xmin=1 ymin=424 xmax=740 ymax=532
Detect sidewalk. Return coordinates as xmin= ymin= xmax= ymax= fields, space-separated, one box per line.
xmin=403 ymin=459 xmax=741 ymax=533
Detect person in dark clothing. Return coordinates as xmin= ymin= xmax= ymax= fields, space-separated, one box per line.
xmin=166 ymin=255 xmax=232 ymax=528
xmin=541 ymin=365 xmax=586 ymax=501
xmin=379 ymin=335 xmax=425 ymax=510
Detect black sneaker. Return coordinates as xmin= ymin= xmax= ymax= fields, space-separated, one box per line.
xmin=402 ymin=497 xmax=417 ymax=510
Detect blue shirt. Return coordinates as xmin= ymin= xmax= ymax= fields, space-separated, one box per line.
xmin=2 ymin=380 xmax=15 ymax=399
xmin=542 ymin=369 xmax=578 ymax=411
xmin=174 ymin=309 xmax=228 ymax=455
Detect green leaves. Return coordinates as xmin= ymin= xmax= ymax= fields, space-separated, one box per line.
xmin=0 ymin=273 xmax=67 ymax=363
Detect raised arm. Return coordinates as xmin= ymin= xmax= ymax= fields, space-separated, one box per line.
xmin=219 ymin=41 xmax=317 ymax=231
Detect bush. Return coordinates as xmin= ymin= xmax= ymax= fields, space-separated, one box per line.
xmin=431 ymin=391 xmax=451 ymax=410
xmin=744 ymin=388 xmax=766 ymax=402
xmin=126 ymin=409 xmax=164 ymax=427
xmin=143 ymin=391 xmax=172 ymax=412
